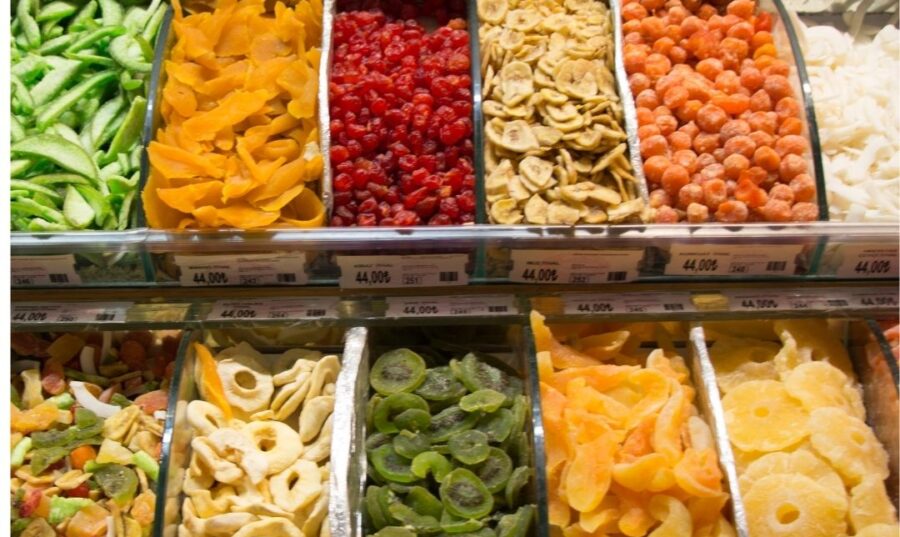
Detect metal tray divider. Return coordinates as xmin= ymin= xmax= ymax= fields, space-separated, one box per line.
xmin=688 ymin=324 xmax=750 ymax=537
xmin=520 ymin=324 xmax=551 ymax=537
xmin=330 ymin=326 xmax=370 ymax=537
xmin=320 ymin=0 xmax=337 ymax=221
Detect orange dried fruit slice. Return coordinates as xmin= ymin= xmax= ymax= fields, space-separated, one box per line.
xmin=646 ymin=495 xmax=693 ymax=537
xmin=722 ymin=380 xmax=809 ymax=453
xmin=783 ymin=361 xmax=865 ymax=419
xmin=548 ymin=463 xmax=572 ymax=528
xmin=577 ymin=330 xmax=630 ymax=360
xmin=743 ymin=474 xmax=847 ymax=537
xmin=565 ymin=432 xmax=617 ymax=512
xmin=612 ymin=453 xmax=673 ymax=493
xmin=653 ymin=378 xmax=687 ymax=464
xmin=808 ymin=407 xmax=889 ymax=486
xmin=673 ymin=448 xmax=723 ymax=498
xmin=548 ymin=364 xmax=637 ymax=394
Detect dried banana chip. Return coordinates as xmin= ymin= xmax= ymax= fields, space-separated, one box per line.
xmin=555 ymin=59 xmax=599 ymax=99
xmin=498 ymin=120 xmax=540 ymax=152
xmin=533 ymin=126 xmax=563 ymax=147
xmin=524 ymin=194 xmax=549 ymax=224
xmin=547 ymin=201 xmax=580 ymax=225
xmin=500 ymin=61 xmax=534 ymax=107
xmin=491 ymin=198 xmax=524 ymax=224
xmin=478 ymin=0 xmax=508 ymax=24
xmin=519 ymin=156 xmax=554 ymax=189
xmin=506 ymin=9 xmax=541 ymax=32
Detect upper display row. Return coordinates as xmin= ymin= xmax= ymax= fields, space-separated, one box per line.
xmin=10 ymin=0 xmax=898 ymax=232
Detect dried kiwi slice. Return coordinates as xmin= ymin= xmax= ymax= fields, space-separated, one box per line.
xmin=429 ymin=405 xmax=480 ymax=443
xmin=456 ymin=529 xmax=496 ymax=537
xmin=440 ymin=468 xmax=495 ymax=520
xmin=367 ymin=486 xmax=390 ymax=530
xmin=459 ymin=389 xmax=507 ymax=413
xmin=496 ymin=505 xmax=535 ymax=537
xmin=374 ymin=393 xmax=430 ymax=434
xmin=388 ymin=502 xmax=441 ymax=534
xmin=394 ymin=408 xmax=431 ymax=432
xmin=370 ymin=444 xmax=418 ymax=484
xmin=371 ymin=348 xmax=428 ymax=395
xmin=372 ymin=527 xmax=417 ymax=537
xmin=367 ymin=394 xmax=383 ymax=432
xmin=451 ymin=354 xmax=522 ymax=400
xmin=367 ymin=432 xmax=393 ymax=451
xmin=411 ymin=451 xmax=453 ymax=482
xmin=472 ymin=448 xmax=513 ymax=493
xmin=448 ymin=430 xmax=491 ymax=465
xmin=405 ymin=485 xmax=444 ymax=519
xmin=504 ymin=467 xmax=531 ymax=508
xmin=393 ymin=430 xmax=431 ymax=459
xmin=415 ymin=366 xmax=468 ymax=402
xmin=476 ymin=408 xmax=514 ymax=443
xmin=441 ymin=511 xmax=484 ymax=534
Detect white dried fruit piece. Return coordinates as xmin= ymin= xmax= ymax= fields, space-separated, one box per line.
xmin=539 ymin=88 xmax=568 ymax=105
xmin=207 ymin=428 xmax=270 ymax=484
xmin=547 ymin=201 xmax=581 ymax=225
xmin=524 ymin=194 xmax=549 ymax=224
xmin=533 ymin=125 xmax=563 ymax=146
xmin=306 ymin=355 xmax=340 ymax=403
xmin=187 ymin=400 xmax=228 ymax=436
xmin=506 ymin=9 xmax=541 ymax=31
xmin=233 ymin=518 xmax=304 ymax=537
xmin=483 ymin=100 xmax=508 ymax=118
xmin=192 ymin=437 xmax=245 ymax=485
xmin=555 ymin=59 xmax=599 ymax=98
xmin=189 ymin=485 xmax=237 ymax=517
xmin=301 ymin=414 xmax=334 ymax=463
xmin=298 ymin=486 xmax=330 ymax=537
xmin=498 ymin=120 xmax=540 ymax=152
xmin=273 ymin=355 xmax=318 ymax=387
xmin=508 ymin=175 xmax=532 ymax=201
xmin=478 ymin=0 xmax=507 ymax=24
xmin=242 ymin=420 xmax=303 ymax=475
xmin=499 ymin=28 xmax=525 ymax=51
xmin=270 ymin=458 xmax=323 ymax=513
xmin=271 ymin=372 xmax=312 ymax=421
xmin=519 ymin=156 xmax=554 ymax=188
xmin=491 ymin=198 xmax=525 ymax=224
xmin=298 ymin=395 xmax=335 ymax=443
xmin=217 ymin=356 xmax=274 ymax=416
xmin=545 ymin=102 xmax=579 ymax=122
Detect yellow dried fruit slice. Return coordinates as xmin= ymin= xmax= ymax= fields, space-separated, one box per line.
xmin=722 ymin=380 xmax=809 ymax=453
xmin=849 ymin=477 xmax=898 ymax=532
xmin=808 ymin=407 xmax=889 ymax=486
xmin=856 ymin=524 xmax=900 ymax=537
xmin=554 ymin=59 xmax=598 ymax=99
xmin=738 ymin=449 xmax=845 ymax=506
xmin=783 ymin=361 xmax=865 ymax=419
xmin=744 ymin=474 xmax=847 ymax=537
xmin=611 ymin=453 xmax=672 ymax=493
xmin=565 ymin=432 xmax=616 ymax=513
xmin=708 ymin=336 xmax=780 ymax=393
xmin=477 ymin=0 xmax=507 ymax=24
xmin=774 ymin=319 xmax=854 ymax=378
xmin=500 ymin=61 xmax=534 ymax=107
xmin=646 ymin=495 xmax=693 ymax=537
xmin=773 ymin=332 xmax=811 ymax=378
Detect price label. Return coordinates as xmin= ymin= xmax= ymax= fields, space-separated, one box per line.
xmin=12 ymin=302 xmax=132 ymax=324
xmin=846 ymin=290 xmax=900 ymax=310
xmin=835 ymin=244 xmax=899 ymax=279
xmin=666 ymin=244 xmax=801 ymax=276
xmin=12 ymin=255 xmax=82 ymax=286
xmin=565 ymin=292 xmax=695 ymax=315
xmin=510 ymin=249 xmax=643 ymax=284
xmin=208 ymin=298 xmax=339 ymax=321
xmin=387 ymin=295 xmax=516 ymax=318
xmin=780 ymin=290 xmax=853 ymax=311
xmin=337 ymin=254 xmax=468 ymax=288
xmin=724 ymin=291 xmax=785 ymax=312
xmin=175 ymin=253 xmax=308 ymax=286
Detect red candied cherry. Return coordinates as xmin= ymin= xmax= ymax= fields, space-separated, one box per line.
xmin=457 ymin=190 xmax=475 ymax=213
xmin=331 ymin=145 xmax=351 ymax=164
xmin=439 ymin=197 xmax=460 ymax=219
xmin=439 ymin=118 xmax=469 ymax=145
xmin=357 ymin=213 xmax=377 ymax=226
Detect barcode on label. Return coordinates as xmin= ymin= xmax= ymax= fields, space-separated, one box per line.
xmin=50 ymin=273 xmax=69 ymax=283
xmin=306 ymin=309 xmax=327 ymax=317
xmin=277 ymin=273 xmax=296 ymax=283
xmin=826 ymin=299 xmax=849 ymax=307
xmin=488 ymin=305 xmax=508 ymax=313
xmin=94 ymin=313 xmax=115 ymax=321
xmin=766 ymin=261 xmax=787 ymax=272
xmin=607 ymin=271 xmax=627 ymax=282
xmin=439 ymin=271 xmax=459 ymax=282
xmin=663 ymin=303 xmax=684 ymax=311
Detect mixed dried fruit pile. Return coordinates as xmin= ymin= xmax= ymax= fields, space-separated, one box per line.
xmin=479 ymin=0 xmax=645 ymax=225
xmin=364 ymin=349 xmax=535 ymax=536
xmin=710 ymin=319 xmax=898 ymax=537
xmin=329 ymin=9 xmax=476 ymax=226
xmin=143 ymin=0 xmax=326 ymax=229
xmin=11 ymin=331 xmax=177 ymax=537
xmin=531 ymin=312 xmax=734 ymax=536
xmin=180 ymin=342 xmax=338 ymax=537
xmin=10 ymin=0 xmax=165 ymax=231
xmin=623 ymin=0 xmax=819 ymax=223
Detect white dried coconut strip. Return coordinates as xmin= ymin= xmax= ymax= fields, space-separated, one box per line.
xmin=798 ymin=20 xmax=900 ymax=222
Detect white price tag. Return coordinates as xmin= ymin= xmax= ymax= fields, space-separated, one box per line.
xmin=12 ymin=255 xmax=82 ymax=286
xmin=12 ymin=302 xmax=132 ymax=324
xmin=337 ymin=254 xmax=468 ymax=288
xmin=565 ymin=292 xmax=695 ymax=315
xmin=666 ymin=244 xmax=801 ymax=276
xmin=778 ymin=290 xmax=853 ymax=311
xmin=387 ymin=295 xmax=516 ymax=318
xmin=510 ymin=249 xmax=643 ymax=284
xmin=175 ymin=253 xmax=308 ymax=286
xmin=846 ymin=290 xmax=900 ymax=310
xmin=208 ymin=298 xmax=339 ymax=321
xmin=835 ymin=244 xmax=899 ymax=279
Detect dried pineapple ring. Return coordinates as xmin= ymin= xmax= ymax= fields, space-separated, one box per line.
xmin=849 ymin=477 xmax=898 ymax=532
xmin=242 ymin=420 xmax=303 ymax=475
xmin=708 ymin=337 xmax=780 ymax=394
xmin=856 ymin=524 xmax=900 ymax=537
xmin=738 ymin=449 xmax=845 ymax=506
xmin=187 ymin=400 xmax=229 ymax=436
xmin=270 ymin=458 xmax=322 ymax=514
xmin=808 ymin=407 xmax=889 ymax=486
xmin=783 ymin=361 xmax=865 ymax=419
xmin=743 ymin=474 xmax=847 ymax=537
xmin=233 ymin=518 xmax=304 ymax=537
xmin=774 ymin=320 xmax=855 ymax=378
xmin=722 ymin=380 xmax=809 ymax=453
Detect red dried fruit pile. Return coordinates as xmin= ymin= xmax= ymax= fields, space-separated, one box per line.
xmin=622 ymin=0 xmax=819 ymax=223
xmin=329 ymin=10 xmax=476 ymax=226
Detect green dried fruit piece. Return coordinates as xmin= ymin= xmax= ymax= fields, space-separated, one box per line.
xmin=388 ymin=502 xmax=441 ymax=534
xmin=374 ymin=393 xmax=429 ymax=434
xmin=93 ymin=463 xmax=138 ymax=506
xmin=367 ymin=432 xmax=393 ymax=452
xmin=372 ymin=527 xmax=417 ymax=537
xmin=450 ymin=354 xmax=522 ymax=401
xmin=440 ymin=511 xmax=484 ymax=534
xmin=456 ymin=529 xmax=496 ymax=537
xmin=496 ymin=505 xmax=534 ymax=537
xmin=476 ymin=408 xmax=514 ymax=443
xmin=448 ymin=430 xmax=490 ymax=465
xmin=370 ymin=444 xmax=418 ymax=484
xmin=440 ymin=468 xmax=494 ymax=520
xmin=366 ymin=486 xmax=390 ymax=530
xmin=472 ymin=448 xmax=513 ymax=494
xmin=367 ymin=394 xmax=382 ymax=432
xmin=411 ymin=451 xmax=453 ymax=483
xmin=459 ymin=389 xmax=507 ymax=413
xmin=371 ymin=348 xmax=427 ymax=395
xmin=393 ymin=430 xmax=431 ymax=459
xmin=394 ymin=408 xmax=431 ymax=432
xmin=429 ymin=405 xmax=480 ymax=443
xmin=504 ymin=467 xmax=531 ymax=508
xmin=415 ymin=366 xmax=467 ymax=402
xmin=405 ymin=485 xmax=443 ymax=519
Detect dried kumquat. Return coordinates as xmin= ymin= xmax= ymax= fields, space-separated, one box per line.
xmin=143 ymin=0 xmax=326 ymax=229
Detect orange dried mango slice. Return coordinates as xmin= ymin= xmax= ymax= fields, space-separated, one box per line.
xmin=145 ymin=0 xmax=325 ymax=229
xmin=566 ymin=432 xmax=617 ymax=512
xmin=673 ymin=448 xmax=724 ymax=498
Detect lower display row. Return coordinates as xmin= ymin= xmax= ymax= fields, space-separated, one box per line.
xmin=10 ymin=314 xmax=899 ymax=537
